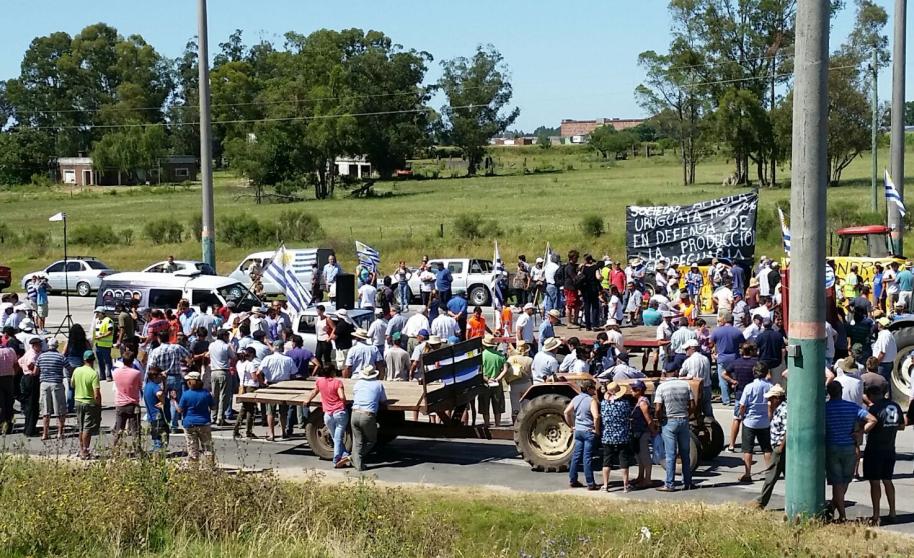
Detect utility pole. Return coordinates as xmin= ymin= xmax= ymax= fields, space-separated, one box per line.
xmin=872 ymin=49 xmax=879 ymax=212
xmin=889 ymin=0 xmax=907 ymax=254
xmin=197 ymin=0 xmax=216 ymax=270
xmin=785 ymin=0 xmax=828 ymax=519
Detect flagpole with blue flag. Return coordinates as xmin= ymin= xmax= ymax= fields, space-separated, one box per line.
xmin=885 ymin=168 xmax=907 ymax=219
xmin=491 ymin=240 xmax=505 ymax=310
xmin=777 ymin=206 xmax=791 ymax=257
xmin=355 ymin=240 xmax=381 ymax=273
xmin=264 ymin=243 xmax=312 ymax=314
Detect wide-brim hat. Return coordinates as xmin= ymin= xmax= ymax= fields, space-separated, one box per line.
xmin=547 ymin=309 xmax=561 ymax=320
xmin=19 ymin=319 xmax=35 ymax=332
xmin=542 ymin=337 xmax=562 ymax=352
xmin=359 ymin=365 xmax=380 ymax=380
xmin=764 ymin=385 xmax=786 ymax=399
xmin=427 ymin=335 xmax=444 ymax=346
xmin=878 ymin=317 xmax=892 ymax=327
xmin=749 ymin=277 xmax=760 ymax=287
xmin=511 ymin=341 xmax=531 ymax=355
xmin=352 ymin=328 xmax=371 ymax=340
xmin=523 ymin=302 xmax=535 ymax=311
xmin=482 ymin=334 xmax=497 ymax=347
xmin=185 ymin=371 xmax=201 ymax=381
xmin=629 ymin=257 xmax=643 ymax=266
xmin=607 ymin=381 xmax=630 ymax=398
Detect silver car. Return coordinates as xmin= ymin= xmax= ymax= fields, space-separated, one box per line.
xmin=21 ymin=257 xmax=115 ymax=297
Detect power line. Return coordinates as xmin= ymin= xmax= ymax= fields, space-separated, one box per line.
xmin=661 ymin=51 xmax=795 ymax=73
xmin=678 ymin=64 xmax=857 ymax=89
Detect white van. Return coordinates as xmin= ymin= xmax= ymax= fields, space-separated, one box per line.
xmin=95 ymin=272 xmax=262 ymax=313
xmin=228 ymin=248 xmax=335 ymax=297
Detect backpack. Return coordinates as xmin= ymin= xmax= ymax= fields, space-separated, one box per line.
xmin=376 ymin=287 xmax=389 ymax=309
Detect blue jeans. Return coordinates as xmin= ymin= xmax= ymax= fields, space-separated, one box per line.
xmin=717 ymin=356 xmax=735 ymax=405
xmin=325 ymin=410 xmax=350 ymax=463
xmin=568 ymin=429 xmax=596 ymax=486
xmin=878 ymin=362 xmax=894 ymax=399
xmin=95 ymin=346 xmax=113 ymax=381
xmin=662 ymin=418 xmax=692 ymax=488
xmin=164 ymin=375 xmax=184 ymax=431
xmin=398 ymin=283 xmax=411 ymax=308
xmin=544 ymin=284 xmax=558 ymax=313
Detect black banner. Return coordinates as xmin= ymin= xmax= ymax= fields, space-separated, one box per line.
xmin=626 ymin=192 xmax=758 ymax=264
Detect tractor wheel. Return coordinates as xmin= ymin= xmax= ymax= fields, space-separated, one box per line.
xmin=891 ymin=326 xmax=914 ymax=406
xmin=695 ymin=419 xmax=725 ymax=461
xmin=659 ymin=430 xmax=700 ymax=474
xmin=514 ymin=393 xmax=573 ymax=472
xmin=305 ymin=411 xmax=352 ymax=461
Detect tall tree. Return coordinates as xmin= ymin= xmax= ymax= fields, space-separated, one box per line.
xmin=438 ymin=45 xmax=519 ymax=176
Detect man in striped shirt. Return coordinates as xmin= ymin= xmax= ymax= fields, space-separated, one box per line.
xmin=147 ymin=331 xmax=191 ymax=433
xmin=34 ymin=338 xmax=74 ymax=440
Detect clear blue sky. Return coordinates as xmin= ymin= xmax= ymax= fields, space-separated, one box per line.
xmin=2 ymin=0 xmax=910 ymax=131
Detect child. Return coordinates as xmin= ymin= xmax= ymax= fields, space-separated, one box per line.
xmin=176 ymin=371 xmax=216 ymax=464
xmin=600 ymin=382 xmax=635 ymax=493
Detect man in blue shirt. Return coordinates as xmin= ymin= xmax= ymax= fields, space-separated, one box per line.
xmin=539 ymin=309 xmax=560 ymax=342
xmin=350 ymin=365 xmax=387 ymax=471
xmin=825 ymin=380 xmax=877 ymax=522
xmin=143 ymin=368 xmax=167 ymax=450
xmin=436 ymin=266 xmax=453 ymax=305
xmin=446 ymin=289 xmax=469 ymax=339
xmin=737 ymin=363 xmax=773 ymax=482
xmin=642 ymin=300 xmax=663 ymax=326
xmin=710 ymin=312 xmax=745 ymax=405
xmin=322 ymin=255 xmax=342 ymax=302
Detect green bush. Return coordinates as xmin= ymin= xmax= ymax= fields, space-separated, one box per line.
xmin=218 ymin=214 xmax=281 ymax=247
xmin=580 ymin=214 xmax=605 ymax=238
xmin=70 ymin=224 xmax=118 ymax=246
xmin=143 ymin=217 xmax=184 ymax=245
xmin=278 ymin=210 xmax=323 ymax=242
xmin=453 ymin=213 xmax=502 ymax=240
xmin=121 ymin=228 xmax=134 ymax=246
xmin=187 ymin=212 xmax=202 ymax=243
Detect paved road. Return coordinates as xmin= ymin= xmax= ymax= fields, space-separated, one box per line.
xmin=9 ymin=296 xmax=914 ymax=535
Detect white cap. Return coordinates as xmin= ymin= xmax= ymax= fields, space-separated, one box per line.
xmin=683 ymin=339 xmax=700 ymax=349
xmin=523 ymin=302 xmax=535 ymax=310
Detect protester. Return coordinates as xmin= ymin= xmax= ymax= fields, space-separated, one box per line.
xmin=92 ymin=307 xmax=114 ymax=381
xmin=350 ymin=365 xmax=387 ymax=471
xmin=208 ymin=328 xmax=236 ymax=426
xmin=532 ymin=337 xmax=561 ymax=384
xmin=736 ymin=362 xmax=773 ymax=482
xmin=600 ymin=382 xmax=634 ymax=492
xmin=710 ymin=312 xmax=745 ymax=405
xmin=35 ymin=338 xmax=73 ymax=440
xmin=19 ymin=337 xmax=42 ymax=437
xmin=112 ymin=350 xmax=143 ymax=450
xmin=306 ymin=365 xmax=350 ymax=467
xmin=872 ymin=317 xmax=897 ymax=398
xmin=384 ymin=335 xmax=411 ymax=381
xmin=505 ymin=341 xmax=533 ymax=423
xmin=655 ymin=375 xmax=695 ymax=492
xmin=147 ymin=330 xmax=191 ymax=434
xmin=177 ymin=371 xmax=216 ymax=464
xmin=233 ymin=347 xmax=260 ymax=439
xmin=629 ymin=380 xmax=656 ymax=489
xmin=565 ymin=379 xmax=599 ymax=490
xmin=257 ymin=340 xmax=295 ymax=440
xmin=722 ymin=343 xmax=759 ymax=453
xmin=864 ymin=383 xmax=903 ymax=525
xmin=71 ymin=350 xmax=101 ymax=458
xmin=143 ymin=366 xmax=168 ymax=451
xmin=824 ymin=381 xmax=876 ymax=522
xmin=344 ymin=328 xmax=384 ymax=379
xmin=680 ymin=339 xmax=713 ymax=419
xmin=480 ymin=334 xmax=508 ymax=427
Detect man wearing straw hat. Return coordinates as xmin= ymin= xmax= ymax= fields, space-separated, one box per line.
xmin=506 ymin=341 xmax=533 ymax=424
xmin=532 ymin=337 xmax=562 ymax=384
xmin=479 ymin=334 xmax=508 ymax=427
xmin=344 ymin=328 xmax=384 ymax=379
xmin=350 ymin=365 xmax=387 ymax=471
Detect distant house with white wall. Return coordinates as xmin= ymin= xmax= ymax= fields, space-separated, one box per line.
xmin=335 ymin=156 xmax=374 ymax=179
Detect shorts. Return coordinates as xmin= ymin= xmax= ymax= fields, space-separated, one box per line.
xmin=76 ymin=401 xmax=101 ymax=435
xmin=564 ymin=288 xmax=579 ymax=308
xmin=39 ymin=382 xmax=66 ymax=417
xmin=602 ymin=442 xmax=635 ymax=469
xmin=825 ymin=445 xmax=856 ymax=485
xmin=37 ymin=304 xmax=49 ymax=318
xmin=863 ymin=448 xmax=896 ymax=481
xmin=632 ymin=431 xmax=651 ymax=465
xmin=478 ymin=384 xmax=505 ymax=415
xmin=741 ymin=426 xmax=772 ymax=453
xmin=114 ymin=404 xmax=140 ymax=434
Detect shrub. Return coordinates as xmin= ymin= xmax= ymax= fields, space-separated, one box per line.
xmin=187 ymin=212 xmax=202 ymax=243
xmin=22 ymin=231 xmax=50 ymax=256
xmin=278 ymin=210 xmax=323 ymax=242
xmin=121 ymin=228 xmax=134 ymax=246
xmin=219 ymin=214 xmax=267 ymax=248
xmin=453 ymin=213 xmax=503 ymax=240
xmin=70 ymin=224 xmax=118 ymax=246
xmin=143 ymin=217 xmax=184 ymax=245
xmin=580 ymin=214 xmax=605 ymax=238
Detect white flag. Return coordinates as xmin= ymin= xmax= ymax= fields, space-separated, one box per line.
xmin=48 ymin=212 xmax=65 ymax=222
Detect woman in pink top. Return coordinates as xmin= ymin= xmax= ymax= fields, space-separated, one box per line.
xmin=306 ymin=365 xmax=349 ymax=467
xmin=112 ymin=351 xmax=143 ymax=448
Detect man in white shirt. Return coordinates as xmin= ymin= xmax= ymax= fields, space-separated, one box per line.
xmin=530 ymin=258 xmax=546 ymax=308
xmin=824 ymin=320 xmax=837 ymax=365
xmin=402 ymin=307 xmax=430 ymax=354
xmin=714 ymin=284 xmax=734 ymax=318
xmin=680 ymin=339 xmax=713 ymax=418
xmin=515 ymin=303 xmax=536 ymax=349
xmin=873 ymin=317 xmax=898 ymax=398
xmin=756 ymin=261 xmax=771 ymax=297
xmin=430 ymin=311 xmax=460 ymax=340
xmin=606 ymin=287 xmax=624 ymax=326
xmin=543 ymin=256 xmax=560 ymax=313
xmin=358 ymin=282 xmax=377 ymax=309
xmin=655 ymin=312 xmax=674 ymax=369
xmin=883 ymin=262 xmax=899 ymax=316
xmin=832 ymin=356 xmax=864 ymax=406
xmin=367 ymin=309 xmax=388 ymax=356
xmin=257 ymin=341 xmax=296 ymax=440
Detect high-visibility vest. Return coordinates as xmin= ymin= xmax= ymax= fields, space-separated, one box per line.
xmin=94 ymin=317 xmax=114 ymax=348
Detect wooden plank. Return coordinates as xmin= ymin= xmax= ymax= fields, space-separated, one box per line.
xmin=421 ymin=337 xmax=482 ymax=367
xmin=237 ymin=378 xmax=427 ymax=411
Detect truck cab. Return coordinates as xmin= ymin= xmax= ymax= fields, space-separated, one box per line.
xmin=830 ymin=225 xmax=904 ymax=286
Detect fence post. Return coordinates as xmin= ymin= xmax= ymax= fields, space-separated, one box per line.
xmin=439 ymin=223 xmax=444 ymax=238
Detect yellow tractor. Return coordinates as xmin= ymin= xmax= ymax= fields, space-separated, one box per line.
xmin=828 ymin=225 xmax=905 ymax=283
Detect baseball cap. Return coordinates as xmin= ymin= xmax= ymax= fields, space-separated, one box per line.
xmin=83 ymin=350 xmax=95 ymax=361
xmin=418 ymin=329 xmax=429 ymax=338
xmin=683 ymin=339 xmax=700 ymax=349
xmin=630 ymin=380 xmax=646 ymax=391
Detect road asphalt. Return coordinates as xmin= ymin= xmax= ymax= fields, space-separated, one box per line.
xmin=5 ymin=295 xmax=914 ymax=537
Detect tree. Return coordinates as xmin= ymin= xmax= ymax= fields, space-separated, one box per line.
xmin=713 ymin=88 xmax=771 ymax=185
xmin=825 ymin=61 xmax=871 ymax=185
xmin=438 ymin=45 xmax=520 ymax=175
xmin=589 ymin=126 xmax=636 ymax=159
xmin=906 ymin=101 xmax=914 ymax=127
xmin=90 ymin=126 xmax=168 ymax=185
xmin=536 ymin=131 xmax=552 ymax=150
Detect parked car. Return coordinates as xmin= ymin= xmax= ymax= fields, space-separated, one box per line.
xmin=292 ymin=305 xmax=373 ymax=353
xmin=142 ymin=259 xmax=216 ymax=275
xmin=228 ymin=248 xmax=334 ymax=297
xmin=0 ymin=264 xmax=10 ymax=291
xmin=388 ymin=258 xmax=495 ymax=306
xmin=21 ymin=257 xmax=115 ymax=297
xmin=95 ymin=271 xmax=261 ymax=313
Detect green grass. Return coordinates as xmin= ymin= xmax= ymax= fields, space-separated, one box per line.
xmin=0 ymin=454 xmax=911 ymax=557
xmin=0 ymin=145 xmax=909 ymax=287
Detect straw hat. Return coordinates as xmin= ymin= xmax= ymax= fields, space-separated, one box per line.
xmin=352 ymin=328 xmax=371 ymax=340
xmin=547 ymin=309 xmax=561 ymax=320
xmin=764 ymin=385 xmax=786 ymax=399
xmin=511 ymin=341 xmax=531 ymax=355
xmin=427 ymin=335 xmax=444 ymax=346
xmin=185 ymin=371 xmax=201 ymax=381
xmin=359 ymin=365 xmax=380 ymax=380
xmin=482 ymin=334 xmax=497 ymax=347
xmin=542 ymin=337 xmax=562 ymax=352
xmin=607 ymin=381 xmax=630 ymax=398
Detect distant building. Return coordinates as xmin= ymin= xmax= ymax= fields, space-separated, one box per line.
xmin=56 ymin=156 xmax=198 ymax=186
xmin=559 ymin=118 xmax=645 ymax=138
xmin=335 ymin=155 xmax=374 ymax=179
xmin=488 ymin=136 xmax=536 ymax=146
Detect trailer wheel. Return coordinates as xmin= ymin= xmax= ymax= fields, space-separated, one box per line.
xmin=695 ymin=419 xmax=725 ymax=461
xmin=514 ymin=393 xmax=572 ymax=472
xmin=377 ymin=410 xmax=405 ymax=447
xmin=659 ymin=430 xmax=700 ymax=474
xmin=305 ymin=411 xmax=352 ymax=461
xmin=892 ymin=326 xmax=914 ymax=406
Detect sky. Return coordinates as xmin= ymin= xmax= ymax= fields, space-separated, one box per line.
xmin=1 ymin=0 xmax=911 ymax=131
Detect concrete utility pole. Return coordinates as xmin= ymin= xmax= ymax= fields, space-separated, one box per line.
xmin=785 ymin=0 xmax=829 ymax=519
xmin=198 ymin=0 xmax=216 ymax=270
xmin=872 ymin=49 xmax=879 ymax=212
xmin=889 ymin=0 xmax=907 ymax=254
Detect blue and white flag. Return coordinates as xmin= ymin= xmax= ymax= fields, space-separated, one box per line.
xmin=491 ymin=240 xmax=506 ymax=308
xmin=885 ymin=169 xmax=906 ymax=216
xmin=777 ymin=206 xmax=791 ymax=256
xmin=264 ymin=243 xmax=312 ymax=313
xmin=355 ymin=240 xmax=380 ymax=272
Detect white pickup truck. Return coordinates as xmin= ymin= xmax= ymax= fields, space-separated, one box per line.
xmin=388 ymin=258 xmax=496 ymax=306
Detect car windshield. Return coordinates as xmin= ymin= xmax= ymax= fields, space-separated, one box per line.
xmin=216 ymin=283 xmax=260 ymax=312
xmin=85 ymin=260 xmax=109 ymax=270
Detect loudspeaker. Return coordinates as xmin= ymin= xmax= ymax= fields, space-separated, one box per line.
xmin=335 ymin=273 xmax=356 ymax=309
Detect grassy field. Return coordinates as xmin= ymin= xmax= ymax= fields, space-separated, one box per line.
xmin=0 ymin=145 xmax=909 ymax=287
xmin=1 ymin=454 xmax=911 ymax=557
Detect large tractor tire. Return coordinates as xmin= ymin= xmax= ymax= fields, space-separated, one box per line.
xmin=514 ymin=393 xmax=573 ymax=472
xmin=891 ymin=326 xmax=914 ymax=406
xmin=659 ymin=430 xmax=701 ymax=474
xmin=305 ymin=411 xmax=352 ymax=461
xmin=695 ymin=419 xmax=726 ymax=461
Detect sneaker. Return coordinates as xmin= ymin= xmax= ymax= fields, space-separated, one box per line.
xmin=656 ymin=485 xmax=676 ymax=493
xmin=623 ymin=485 xmax=633 ymax=493
xmin=586 ymin=484 xmax=599 ymax=491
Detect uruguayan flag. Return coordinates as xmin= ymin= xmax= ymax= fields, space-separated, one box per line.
xmin=885 ymin=169 xmax=906 ymax=216
xmin=491 ymin=240 xmax=506 ymax=308
xmin=777 ymin=207 xmax=791 ymax=256
xmin=355 ymin=241 xmax=380 ymax=272
xmin=264 ymin=243 xmax=312 ymax=313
